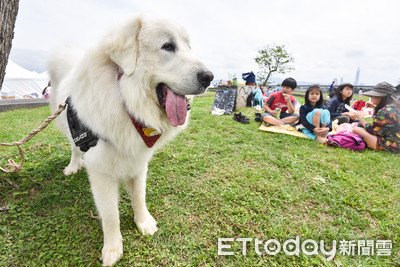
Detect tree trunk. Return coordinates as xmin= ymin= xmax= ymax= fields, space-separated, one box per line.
xmin=262 ymin=71 xmax=273 ymax=86
xmin=0 ymin=0 xmax=20 ymax=90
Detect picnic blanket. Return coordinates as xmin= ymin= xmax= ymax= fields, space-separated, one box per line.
xmin=258 ymin=122 xmax=308 ymax=138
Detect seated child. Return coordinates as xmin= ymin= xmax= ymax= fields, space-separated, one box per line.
xmin=297 ymin=85 xmax=332 ymax=144
xmin=262 ymin=77 xmax=299 ymax=126
xmin=327 ymin=83 xmax=357 ymax=124
xmin=351 ymin=82 xmax=400 ymax=153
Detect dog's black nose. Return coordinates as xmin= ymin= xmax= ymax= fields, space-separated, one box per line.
xmin=197 ymin=71 xmax=214 ymax=87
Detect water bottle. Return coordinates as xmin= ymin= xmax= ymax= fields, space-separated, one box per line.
xmin=275 ymin=108 xmax=281 ymax=118
xmin=232 ymin=73 xmax=237 ymax=85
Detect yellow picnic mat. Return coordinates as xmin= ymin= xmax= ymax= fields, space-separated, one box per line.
xmin=258 ymin=122 xmax=308 ymax=139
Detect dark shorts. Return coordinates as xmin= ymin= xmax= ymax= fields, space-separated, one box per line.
xmin=262 ymin=112 xmax=299 ymax=119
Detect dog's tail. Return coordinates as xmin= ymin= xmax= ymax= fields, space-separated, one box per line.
xmin=47 ymin=47 xmax=83 ymax=109
xmin=47 ymin=46 xmax=83 ymax=90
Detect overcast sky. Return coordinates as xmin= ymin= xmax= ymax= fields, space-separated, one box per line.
xmin=9 ymin=0 xmax=400 ymax=85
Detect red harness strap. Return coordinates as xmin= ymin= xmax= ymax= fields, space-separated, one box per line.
xmin=128 ymin=114 xmax=162 ymax=148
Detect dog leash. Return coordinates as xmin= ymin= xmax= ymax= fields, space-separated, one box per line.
xmin=0 ymin=103 xmax=67 ymax=174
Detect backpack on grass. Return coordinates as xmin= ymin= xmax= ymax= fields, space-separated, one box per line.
xmin=326 ymin=132 xmax=366 ymax=151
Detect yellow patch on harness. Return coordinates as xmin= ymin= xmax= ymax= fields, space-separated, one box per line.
xmin=142 ymin=127 xmax=160 ymax=137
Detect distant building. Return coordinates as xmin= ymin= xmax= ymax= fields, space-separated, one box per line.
xmin=354 ymin=67 xmax=360 ymax=85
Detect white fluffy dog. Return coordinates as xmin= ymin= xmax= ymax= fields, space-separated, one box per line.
xmin=48 ymin=15 xmax=213 ymax=266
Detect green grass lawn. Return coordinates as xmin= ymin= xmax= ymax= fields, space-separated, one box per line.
xmin=0 ymin=96 xmax=399 ymax=266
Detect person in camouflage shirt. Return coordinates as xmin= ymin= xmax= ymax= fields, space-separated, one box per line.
xmin=352 ymin=82 xmax=400 ymax=154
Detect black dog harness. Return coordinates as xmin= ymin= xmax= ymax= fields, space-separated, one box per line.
xmin=65 ymin=97 xmax=99 ymax=152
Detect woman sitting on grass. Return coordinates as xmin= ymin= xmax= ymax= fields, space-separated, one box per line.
xmin=297 ymin=85 xmax=331 ymax=144
xmin=351 ymin=82 xmax=400 ymax=154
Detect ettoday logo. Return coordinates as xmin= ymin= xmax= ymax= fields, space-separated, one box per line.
xmin=218 ymin=237 xmax=336 ymax=261
xmin=218 ymin=237 xmax=393 ymax=261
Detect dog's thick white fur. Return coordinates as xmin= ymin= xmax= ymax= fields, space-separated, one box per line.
xmin=48 ymin=15 xmax=213 ymax=266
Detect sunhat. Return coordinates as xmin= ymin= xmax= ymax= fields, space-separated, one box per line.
xmin=363 ymin=82 xmax=395 ymax=97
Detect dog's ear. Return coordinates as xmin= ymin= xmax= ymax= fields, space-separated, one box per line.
xmin=105 ymin=17 xmax=143 ymax=76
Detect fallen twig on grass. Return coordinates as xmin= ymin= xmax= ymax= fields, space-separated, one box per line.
xmin=89 ymin=210 xmax=99 ymax=219
xmin=1 ymin=176 xmax=20 ymax=188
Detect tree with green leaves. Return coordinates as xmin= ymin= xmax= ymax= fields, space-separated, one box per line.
xmin=254 ymin=44 xmax=295 ymax=86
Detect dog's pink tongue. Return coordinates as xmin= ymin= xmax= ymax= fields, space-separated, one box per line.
xmin=164 ymin=86 xmax=187 ymax=127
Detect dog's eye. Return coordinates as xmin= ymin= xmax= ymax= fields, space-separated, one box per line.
xmin=162 ymin=42 xmax=176 ymax=52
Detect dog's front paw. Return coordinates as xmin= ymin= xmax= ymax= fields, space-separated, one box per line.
xmin=63 ymin=159 xmax=84 ymax=175
xmin=135 ymin=214 xmax=158 ymax=235
xmin=102 ymin=241 xmax=123 ymax=266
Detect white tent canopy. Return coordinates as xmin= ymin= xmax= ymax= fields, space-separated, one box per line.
xmin=1 ymin=60 xmax=49 ymax=99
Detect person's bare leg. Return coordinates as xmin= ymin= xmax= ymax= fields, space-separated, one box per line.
xmin=352 ymin=127 xmax=378 ymax=149
xmin=263 ymin=116 xmax=284 ymax=125
xmin=312 ymin=110 xmax=321 ymax=128
xmin=280 ymin=116 xmax=299 ymax=124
